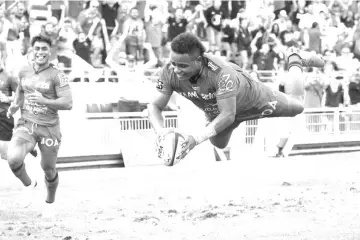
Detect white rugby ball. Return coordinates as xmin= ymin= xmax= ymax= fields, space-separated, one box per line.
xmin=158 ymin=132 xmax=185 ymax=166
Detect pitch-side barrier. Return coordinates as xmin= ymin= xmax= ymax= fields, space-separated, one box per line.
xmin=57 ymin=106 xmax=360 ymax=170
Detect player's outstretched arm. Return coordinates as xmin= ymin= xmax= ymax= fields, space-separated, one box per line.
xmin=147 ymin=91 xmax=172 ymax=134
xmin=177 ymin=96 xmax=236 ymax=160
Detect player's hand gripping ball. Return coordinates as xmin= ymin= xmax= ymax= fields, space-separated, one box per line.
xmin=155 ymin=130 xmax=185 ymax=167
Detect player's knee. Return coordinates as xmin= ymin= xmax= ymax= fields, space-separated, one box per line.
xmin=210 ymin=139 xmax=229 ymax=149
xmin=7 ymin=152 xmax=25 ymax=170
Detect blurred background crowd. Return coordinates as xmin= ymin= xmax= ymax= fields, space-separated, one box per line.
xmin=1 ymin=0 xmax=360 ymax=110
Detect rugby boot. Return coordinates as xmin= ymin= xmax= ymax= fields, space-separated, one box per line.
xmin=21 ymin=179 xmax=38 ymax=208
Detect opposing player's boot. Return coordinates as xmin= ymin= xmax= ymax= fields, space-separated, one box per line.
xmin=287 ymin=47 xmax=325 ymax=68
xmin=21 ymin=179 xmax=38 ymax=208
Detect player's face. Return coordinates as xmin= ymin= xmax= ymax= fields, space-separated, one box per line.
xmin=33 ymin=41 xmax=50 ymax=66
xmin=170 ymin=51 xmax=200 ymax=81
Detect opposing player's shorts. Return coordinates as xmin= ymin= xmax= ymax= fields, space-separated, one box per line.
xmin=227 ymin=84 xmax=304 ymax=131
xmin=0 ymin=110 xmax=14 ymax=141
xmin=12 ymin=118 xmax=62 ymax=155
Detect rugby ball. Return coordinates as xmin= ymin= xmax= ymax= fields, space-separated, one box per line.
xmin=157 ymin=132 xmax=185 ymax=166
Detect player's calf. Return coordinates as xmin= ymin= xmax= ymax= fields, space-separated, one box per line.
xmin=44 ymin=171 xmax=59 ymax=204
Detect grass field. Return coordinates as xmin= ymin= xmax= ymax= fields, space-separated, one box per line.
xmin=1 ymin=152 xmax=360 ymax=240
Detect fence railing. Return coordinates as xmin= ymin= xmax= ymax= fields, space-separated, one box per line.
xmin=58 ymin=107 xmax=360 ymax=159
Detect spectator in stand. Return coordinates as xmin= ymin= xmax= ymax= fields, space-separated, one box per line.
xmin=100 ymin=0 xmax=120 ymax=38
xmin=304 ymin=69 xmax=327 ymax=132
xmin=348 ymin=71 xmax=360 ymax=106
xmin=203 ymin=0 xmax=225 ymax=53
xmin=167 ymin=7 xmax=200 ymax=43
xmin=144 ymin=3 xmax=166 ymax=67
xmin=304 ymin=69 xmax=327 ymax=109
xmin=77 ymin=0 xmax=102 ymax=35
xmin=237 ymin=17 xmax=252 ymax=69
xmin=99 ymin=0 xmax=120 ymax=65
xmin=336 ymin=45 xmax=360 ymax=73
xmin=307 ymin=22 xmax=322 ymax=54
xmin=323 ymin=61 xmax=344 ymax=108
xmin=5 ymin=1 xmax=29 ymax=71
xmin=352 ymin=21 xmax=360 ymax=61
xmin=220 ymin=18 xmax=236 ymax=62
xmin=58 ymin=17 xmax=77 ymax=52
xmin=91 ymin=18 xmax=109 ymax=67
xmin=252 ymin=41 xmax=279 ymax=72
xmin=0 ymin=3 xmax=12 ymax=66
xmin=40 ymin=16 xmax=61 ymax=62
xmin=73 ymin=17 xmax=100 ymax=66
xmin=122 ymin=7 xmax=145 ymax=64
xmin=272 ymin=10 xmax=288 ymax=33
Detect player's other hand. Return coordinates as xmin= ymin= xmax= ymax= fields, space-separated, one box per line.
xmin=27 ymin=91 xmax=47 ymax=105
xmin=7 ymin=103 xmax=19 ymax=118
xmin=154 ymin=127 xmax=175 ymax=151
xmin=175 ymin=131 xmax=197 ymax=160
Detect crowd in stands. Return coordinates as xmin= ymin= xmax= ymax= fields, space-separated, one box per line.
xmin=1 ymin=0 xmax=360 ymax=109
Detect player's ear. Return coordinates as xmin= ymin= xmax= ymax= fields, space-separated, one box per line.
xmin=195 ymin=55 xmax=202 ymax=66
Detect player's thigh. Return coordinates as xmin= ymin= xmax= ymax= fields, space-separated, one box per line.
xmin=256 ymin=84 xmax=304 ymax=118
xmin=37 ymin=124 xmax=61 ymax=170
xmin=7 ymin=118 xmax=37 ymax=161
xmin=270 ymin=91 xmax=304 ymax=118
xmin=210 ymin=120 xmax=241 ymax=149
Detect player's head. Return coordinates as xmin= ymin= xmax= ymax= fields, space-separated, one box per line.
xmin=170 ymin=32 xmax=206 ymax=81
xmin=31 ymin=35 xmax=52 ymax=66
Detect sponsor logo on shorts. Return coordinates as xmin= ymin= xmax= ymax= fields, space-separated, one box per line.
xmin=41 ymin=137 xmax=59 ymax=147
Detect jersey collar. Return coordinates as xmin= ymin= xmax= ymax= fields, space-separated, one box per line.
xmin=33 ymin=63 xmax=53 ymax=74
xmin=189 ymin=56 xmax=205 ymax=84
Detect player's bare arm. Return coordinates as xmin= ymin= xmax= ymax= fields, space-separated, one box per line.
xmin=147 ymin=91 xmax=172 ymax=134
xmin=27 ymin=90 xmax=72 ymax=110
xmin=178 ymin=96 xmax=236 ymax=159
xmin=7 ymin=86 xmax=24 ymax=118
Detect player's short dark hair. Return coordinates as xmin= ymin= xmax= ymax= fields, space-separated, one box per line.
xmin=31 ymin=35 xmax=52 ymax=47
xmin=171 ymin=32 xmax=206 ymax=57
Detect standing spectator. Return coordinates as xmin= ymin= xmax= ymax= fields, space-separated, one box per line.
xmin=348 ymin=72 xmax=360 ymax=105
xmin=304 ymin=69 xmax=327 ymax=132
xmin=58 ymin=17 xmax=77 ymax=52
xmin=5 ymin=1 xmax=29 ymax=71
xmin=323 ymin=61 xmax=344 ymax=108
xmin=144 ymin=3 xmax=165 ymax=66
xmin=307 ymin=22 xmax=322 ymax=54
xmin=304 ymin=70 xmax=327 ymax=109
xmin=73 ymin=17 xmax=100 ymax=65
xmin=100 ymin=0 xmax=120 ymax=46
xmin=220 ymin=18 xmax=236 ymax=62
xmin=352 ymin=21 xmax=360 ymax=61
xmin=40 ymin=17 xmax=61 ymax=62
xmin=252 ymin=42 xmax=279 ymax=72
xmin=336 ymin=45 xmax=360 ymax=73
xmin=76 ymin=0 xmax=102 ymax=35
xmin=122 ymin=7 xmax=145 ymax=63
xmin=167 ymin=8 xmax=188 ymax=42
xmin=237 ymin=17 xmax=252 ymax=69
xmin=203 ymin=0 xmax=225 ymax=53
